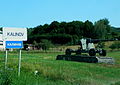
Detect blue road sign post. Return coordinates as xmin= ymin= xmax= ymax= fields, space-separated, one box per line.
xmin=5 ymin=41 xmax=23 ymax=76
xmin=18 ymin=49 xmax=21 ymax=76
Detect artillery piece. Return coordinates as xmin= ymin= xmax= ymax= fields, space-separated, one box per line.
xmin=65 ymin=38 xmax=116 ymax=56
xmin=56 ymin=38 xmax=117 ymax=64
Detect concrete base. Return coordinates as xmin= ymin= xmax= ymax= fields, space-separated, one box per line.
xmin=56 ymin=55 xmax=115 ymax=64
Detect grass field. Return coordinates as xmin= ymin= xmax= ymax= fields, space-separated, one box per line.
xmin=0 ymin=50 xmax=120 ymax=85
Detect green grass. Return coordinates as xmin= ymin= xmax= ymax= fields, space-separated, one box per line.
xmin=0 ymin=50 xmax=120 ymax=85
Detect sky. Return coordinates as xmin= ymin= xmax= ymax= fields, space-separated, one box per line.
xmin=0 ymin=0 xmax=120 ymax=28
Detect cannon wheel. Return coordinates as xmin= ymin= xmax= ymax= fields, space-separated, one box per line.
xmin=89 ymin=49 xmax=96 ymax=56
xmin=76 ymin=49 xmax=81 ymax=55
xmin=99 ymin=49 xmax=106 ymax=56
xmin=65 ymin=49 xmax=72 ymax=55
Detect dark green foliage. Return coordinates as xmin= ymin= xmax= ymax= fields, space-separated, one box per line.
xmin=118 ymin=36 xmax=120 ymax=40
xmin=27 ymin=18 xmax=119 ymax=45
xmin=0 ymin=71 xmax=13 ymax=85
xmin=109 ymin=42 xmax=120 ymax=50
xmin=49 ymin=21 xmax=60 ymax=33
xmin=0 ymin=27 xmax=2 ymax=31
xmin=39 ymin=39 xmax=54 ymax=50
xmin=32 ymin=39 xmax=54 ymax=50
xmin=111 ymin=81 xmax=120 ymax=85
xmin=109 ymin=44 xmax=117 ymax=50
xmin=115 ymin=42 xmax=120 ymax=49
xmin=94 ymin=18 xmax=110 ymax=39
xmin=71 ymin=35 xmax=79 ymax=45
xmin=111 ymin=28 xmax=120 ymax=39
xmin=97 ymin=42 xmax=105 ymax=48
xmin=51 ymin=34 xmax=72 ymax=44
xmin=28 ymin=33 xmax=72 ymax=45
xmin=84 ymin=20 xmax=94 ymax=38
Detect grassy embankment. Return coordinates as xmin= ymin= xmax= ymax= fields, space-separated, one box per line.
xmin=0 ymin=50 xmax=120 ymax=85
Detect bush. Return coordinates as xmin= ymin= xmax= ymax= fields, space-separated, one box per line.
xmin=111 ymin=81 xmax=120 ymax=85
xmin=51 ymin=34 xmax=72 ymax=44
xmin=109 ymin=41 xmax=120 ymax=50
xmin=109 ymin=44 xmax=117 ymax=50
xmin=97 ymin=42 xmax=105 ymax=48
xmin=39 ymin=39 xmax=54 ymax=50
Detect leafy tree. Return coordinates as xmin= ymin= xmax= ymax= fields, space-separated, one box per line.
xmin=39 ymin=39 xmax=53 ymax=50
xmin=94 ymin=19 xmax=110 ymax=39
xmin=70 ymin=21 xmax=84 ymax=37
xmin=66 ymin=22 xmax=74 ymax=35
xmin=59 ymin=22 xmax=67 ymax=33
xmin=71 ymin=35 xmax=79 ymax=45
xmin=42 ymin=24 xmax=49 ymax=33
xmin=49 ymin=21 xmax=60 ymax=33
xmin=32 ymin=25 xmax=43 ymax=34
xmin=0 ymin=27 xmax=2 ymax=31
xmin=64 ymin=21 xmax=84 ymax=38
xmin=111 ymin=32 xmax=119 ymax=38
xmin=83 ymin=20 xmax=94 ymax=38
xmin=51 ymin=34 xmax=72 ymax=44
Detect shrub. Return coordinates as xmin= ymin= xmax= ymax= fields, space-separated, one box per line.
xmin=109 ymin=44 xmax=117 ymax=50
xmin=97 ymin=42 xmax=105 ymax=48
xmin=109 ymin=41 xmax=120 ymax=50
xmin=111 ymin=81 xmax=120 ymax=85
xmin=40 ymin=39 xmax=54 ymax=50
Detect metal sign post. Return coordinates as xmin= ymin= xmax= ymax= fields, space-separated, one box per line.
xmin=5 ymin=41 xmax=23 ymax=76
xmin=18 ymin=49 xmax=22 ymax=76
xmin=5 ymin=49 xmax=8 ymax=69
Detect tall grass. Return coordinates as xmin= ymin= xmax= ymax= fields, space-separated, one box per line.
xmin=0 ymin=51 xmax=120 ymax=85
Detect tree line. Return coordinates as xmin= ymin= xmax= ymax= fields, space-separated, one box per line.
xmin=27 ymin=18 xmax=120 ymax=45
xmin=0 ymin=18 xmax=119 ymax=45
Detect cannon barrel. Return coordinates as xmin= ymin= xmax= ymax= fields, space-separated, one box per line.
xmin=86 ymin=38 xmax=118 ymax=43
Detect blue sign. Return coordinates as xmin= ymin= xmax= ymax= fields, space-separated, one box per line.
xmin=6 ymin=41 xmax=23 ymax=48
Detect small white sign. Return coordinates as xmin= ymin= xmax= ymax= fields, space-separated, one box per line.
xmin=0 ymin=34 xmax=3 ymax=41
xmin=3 ymin=27 xmax=27 ymax=41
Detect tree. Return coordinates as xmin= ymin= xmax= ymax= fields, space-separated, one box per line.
xmin=40 ymin=39 xmax=53 ymax=50
xmin=32 ymin=25 xmax=43 ymax=34
xmin=94 ymin=19 xmax=111 ymax=39
xmin=64 ymin=21 xmax=84 ymax=38
xmin=42 ymin=24 xmax=49 ymax=33
xmin=49 ymin=21 xmax=60 ymax=33
xmin=51 ymin=34 xmax=72 ymax=44
xmin=66 ymin=22 xmax=74 ymax=35
xmin=83 ymin=20 xmax=94 ymax=38
xmin=0 ymin=27 xmax=2 ymax=31
xmin=70 ymin=21 xmax=84 ymax=37
xmin=59 ymin=22 xmax=67 ymax=34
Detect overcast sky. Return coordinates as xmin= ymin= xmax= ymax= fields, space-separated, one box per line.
xmin=0 ymin=0 xmax=120 ymax=28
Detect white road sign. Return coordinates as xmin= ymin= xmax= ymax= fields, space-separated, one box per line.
xmin=3 ymin=27 xmax=27 ymax=41
xmin=0 ymin=34 xmax=3 ymax=41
